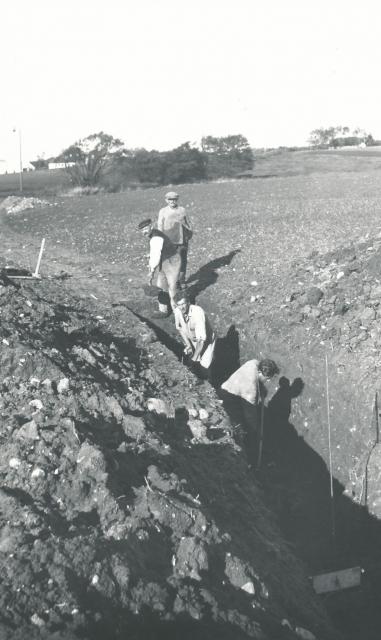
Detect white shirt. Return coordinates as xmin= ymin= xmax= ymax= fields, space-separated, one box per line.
xmin=149 ymin=235 xmax=164 ymax=271
xmin=174 ymin=304 xmax=214 ymax=343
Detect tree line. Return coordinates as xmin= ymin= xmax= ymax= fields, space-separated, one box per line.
xmin=31 ymin=133 xmax=254 ymax=189
xmin=308 ymin=126 xmax=380 ymax=148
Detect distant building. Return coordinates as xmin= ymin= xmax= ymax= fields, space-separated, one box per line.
xmin=48 ymin=161 xmax=75 ymax=170
xmin=0 ymin=161 xmax=35 ymax=175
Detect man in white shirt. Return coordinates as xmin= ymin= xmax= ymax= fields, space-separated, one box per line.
xmin=173 ymin=290 xmax=216 ymax=378
xmin=157 ymin=192 xmax=192 ymax=287
xmin=221 ymin=358 xmax=279 ymax=468
xmin=138 ymin=218 xmax=181 ymax=318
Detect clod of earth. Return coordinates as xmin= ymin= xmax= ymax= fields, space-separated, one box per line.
xmin=0 ymin=269 xmax=338 ymax=640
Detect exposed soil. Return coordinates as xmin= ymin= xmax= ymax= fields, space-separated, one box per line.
xmin=0 ymin=264 xmax=340 ymax=640
xmin=2 ymin=174 xmax=381 ymax=639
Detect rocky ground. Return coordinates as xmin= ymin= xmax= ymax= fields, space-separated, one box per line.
xmin=2 ymin=175 xmax=381 ymax=639
xmin=0 ymin=264 xmax=339 ymax=640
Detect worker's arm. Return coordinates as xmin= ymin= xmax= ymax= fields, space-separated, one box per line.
xmin=148 ymin=236 xmax=163 ymax=282
xmin=183 ymin=215 xmax=192 ymax=232
xmin=174 ymin=309 xmax=193 ymax=354
xmin=191 ymin=339 xmax=205 ymax=361
xmin=182 ymin=214 xmax=193 ymax=242
xmin=190 ymin=306 xmax=207 ymax=361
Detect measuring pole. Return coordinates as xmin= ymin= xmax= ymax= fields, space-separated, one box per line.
xmin=325 ymin=353 xmax=336 ymax=541
xmin=18 ymin=129 xmax=23 ymax=192
xmin=375 ymin=391 xmax=379 ymax=444
xmin=256 ymin=401 xmax=265 ymax=471
xmin=33 ymin=238 xmax=46 ymax=278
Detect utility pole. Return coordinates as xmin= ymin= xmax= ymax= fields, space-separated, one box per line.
xmin=13 ymin=128 xmax=23 ymax=192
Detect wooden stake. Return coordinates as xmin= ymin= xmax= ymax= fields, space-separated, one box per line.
xmin=33 ymin=238 xmax=45 ymax=278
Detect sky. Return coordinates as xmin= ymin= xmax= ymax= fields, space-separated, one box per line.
xmin=1 ymin=0 xmax=381 ymax=170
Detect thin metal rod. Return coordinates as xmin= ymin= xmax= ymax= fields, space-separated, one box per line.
xmin=18 ymin=129 xmax=23 ymax=192
xmin=256 ymin=401 xmax=265 ymax=470
xmin=364 ymin=392 xmax=379 ymax=507
xmin=33 ymin=238 xmax=45 ymax=277
xmin=375 ymin=391 xmax=379 ymax=444
xmin=325 ymin=353 xmax=336 ymax=540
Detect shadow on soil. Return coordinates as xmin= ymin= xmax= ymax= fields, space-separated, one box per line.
xmin=219 ymin=373 xmax=381 ymax=640
xmin=186 ymin=249 xmax=241 ymax=299
xmin=128 ymin=300 xmax=381 ymax=640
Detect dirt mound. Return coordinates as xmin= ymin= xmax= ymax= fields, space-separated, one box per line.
xmin=0 ymin=273 xmax=338 ymax=639
xmin=0 ymin=196 xmax=56 ymax=215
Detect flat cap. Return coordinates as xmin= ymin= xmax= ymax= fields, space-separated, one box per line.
xmin=138 ymin=218 xmax=152 ymax=229
xmin=165 ymin=191 xmax=179 ymax=200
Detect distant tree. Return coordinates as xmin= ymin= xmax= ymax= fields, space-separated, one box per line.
xmin=163 ymin=142 xmax=206 ymax=184
xmin=201 ymin=134 xmax=251 ymax=155
xmin=309 ymin=126 xmax=371 ymax=147
xmin=55 ymin=145 xmax=84 ymax=163
xmin=201 ymin=134 xmax=254 ymax=178
xmin=127 ymin=143 xmax=206 ymax=186
xmin=308 ymin=127 xmax=340 ymax=147
xmin=365 ymin=134 xmax=380 ymax=146
xmin=131 ymin=149 xmax=168 ymax=185
xmin=61 ymin=132 xmax=125 ymax=187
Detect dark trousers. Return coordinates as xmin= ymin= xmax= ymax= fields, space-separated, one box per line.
xmin=177 ymin=245 xmax=188 ymax=285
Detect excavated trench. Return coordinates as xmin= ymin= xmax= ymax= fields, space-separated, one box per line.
xmin=123 ymin=295 xmax=381 ymax=640
xmin=0 ymin=274 xmax=345 ymax=640
xmin=1 ymin=249 xmax=381 ymax=639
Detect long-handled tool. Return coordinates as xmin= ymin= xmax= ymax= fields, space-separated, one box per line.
xmin=256 ymin=400 xmax=265 ymax=470
xmin=5 ymin=238 xmax=46 ymax=280
xmin=33 ymin=237 xmax=45 ymax=278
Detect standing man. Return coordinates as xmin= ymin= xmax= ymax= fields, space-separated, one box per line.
xmin=221 ymin=359 xmax=279 ymax=468
xmin=138 ymin=218 xmax=181 ymax=318
xmin=173 ymin=290 xmax=216 ymax=379
xmin=157 ymin=191 xmax=193 ymax=288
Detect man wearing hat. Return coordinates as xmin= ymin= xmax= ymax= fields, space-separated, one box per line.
xmin=157 ymin=192 xmax=192 ymax=287
xmin=138 ymin=218 xmax=181 ymax=317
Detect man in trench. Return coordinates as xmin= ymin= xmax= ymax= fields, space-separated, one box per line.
xmin=138 ymin=218 xmax=182 ymax=318
xmin=173 ymin=290 xmax=216 ymax=380
xmin=157 ymin=191 xmax=193 ymax=288
xmin=220 ymin=358 xmax=279 ymax=467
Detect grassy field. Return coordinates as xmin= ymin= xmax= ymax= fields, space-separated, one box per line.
xmin=0 ymin=168 xmax=70 ymax=195
xmin=5 ymin=152 xmax=381 ymax=272
xmin=2 ymin=146 xmax=381 ymax=197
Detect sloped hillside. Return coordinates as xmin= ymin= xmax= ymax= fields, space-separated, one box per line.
xmin=0 ymin=271 xmax=339 ymax=640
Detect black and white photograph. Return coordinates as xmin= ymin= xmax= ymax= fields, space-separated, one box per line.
xmin=0 ymin=1 xmax=381 ymax=638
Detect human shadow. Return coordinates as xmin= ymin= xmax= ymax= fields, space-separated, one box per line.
xmin=214 ymin=359 xmax=381 ymax=638
xmin=211 ymin=324 xmax=241 ymax=387
xmin=266 ymin=376 xmax=305 ymax=451
xmin=117 ymin=306 xmax=381 ymax=634
xmin=186 ymin=249 xmax=241 ymax=299
xmin=255 ymin=377 xmax=381 ymax=639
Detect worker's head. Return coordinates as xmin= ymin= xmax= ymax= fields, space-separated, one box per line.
xmin=165 ymin=191 xmax=179 ymax=208
xmin=258 ymin=359 xmax=279 ymax=380
xmin=174 ymin=290 xmax=190 ymax=314
xmin=138 ymin=218 xmax=153 ymax=236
